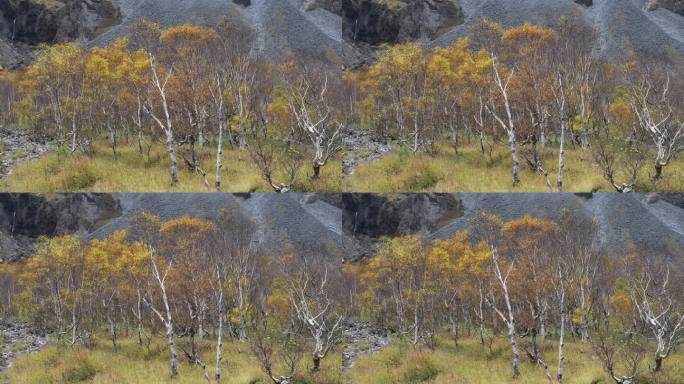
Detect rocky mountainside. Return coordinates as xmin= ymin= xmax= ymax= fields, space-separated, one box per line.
xmin=0 ymin=0 xmax=342 ymax=68
xmin=0 ymin=193 xmax=349 ymax=261
xmin=343 ymin=0 xmax=684 ymax=67
xmin=0 ymin=0 xmax=122 ymax=68
xmin=343 ymin=193 xmax=684 ymax=259
xmin=2 ymin=193 xmax=683 ymax=263
xmin=85 ymin=0 xmax=341 ymax=59
xmin=3 ymin=0 xmax=682 ymax=68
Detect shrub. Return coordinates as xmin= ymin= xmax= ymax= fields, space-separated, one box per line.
xmin=402 ymin=354 xmax=440 ymax=383
xmin=60 ymin=356 xmax=99 ymax=383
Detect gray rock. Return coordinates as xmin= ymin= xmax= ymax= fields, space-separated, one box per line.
xmin=343 ymin=0 xmax=464 ymax=46
xmin=0 ymin=126 xmax=49 ymax=180
xmin=0 ymin=193 xmax=352 ymax=262
xmin=0 ymin=318 xmax=48 ymax=372
xmin=0 ymin=0 xmax=121 ymax=44
xmin=646 ymin=0 xmax=684 ymax=15
xmin=338 ymin=193 xmax=684 ymax=260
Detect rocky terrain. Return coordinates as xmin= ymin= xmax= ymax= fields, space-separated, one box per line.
xmin=342 ymin=193 xmax=684 ymax=259
xmin=0 ymin=0 xmax=122 ymax=68
xmin=342 ymin=127 xmax=391 ymax=178
xmin=0 ymin=0 xmax=342 ymax=68
xmin=0 ymin=192 xmax=350 ymax=261
xmin=343 ymin=0 xmax=684 ymax=67
xmin=0 ymin=127 xmax=49 ymax=181
xmin=341 ymin=320 xmax=391 ymax=379
xmin=2 ymin=192 xmax=683 ymax=262
xmin=647 ymin=0 xmax=684 ymax=15
xmin=0 ymin=319 xmax=48 ymax=372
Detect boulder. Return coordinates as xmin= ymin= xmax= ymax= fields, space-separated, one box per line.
xmin=645 ymin=0 xmax=684 ymax=15
xmin=343 ymin=0 xmax=464 ymax=45
xmin=0 ymin=0 xmax=121 ymax=45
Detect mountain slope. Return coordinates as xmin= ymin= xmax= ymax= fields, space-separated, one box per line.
xmin=0 ymin=0 xmax=342 ymax=68
xmin=89 ymin=0 xmax=341 ymax=59
xmin=2 ymin=193 xmax=683 ymax=262
xmin=344 ymin=193 xmax=684 ymax=259
xmin=0 ymin=193 xmax=348 ymax=261
xmin=434 ymin=0 xmax=684 ymax=58
xmin=343 ymin=0 xmax=684 ymax=66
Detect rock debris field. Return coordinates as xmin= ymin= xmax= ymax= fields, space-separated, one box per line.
xmin=0 ymin=319 xmax=48 ymax=373
xmin=0 ymin=128 xmax=49 ymax=181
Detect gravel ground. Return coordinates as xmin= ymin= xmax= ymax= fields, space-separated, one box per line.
xmin=342 ymin=127 xmax=391 ymax=178
xmin=0 ymin=127 xmax=49 ymax=181
xmin=341 ymin=320 xmax=391 ymax=378
xmin=0 ymin=319 xmax=48 ymax=373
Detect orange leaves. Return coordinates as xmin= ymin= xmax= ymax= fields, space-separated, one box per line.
xmin=502 ymin=23 xmax=557 ymax=58
xmin=160 ymin=215 xmax=216 ymax=237
xmin=502 ymin=215 xmax=559 ymax=242
xmin=160 ymin=216 xmax=217 ymax=255
xmin=160 ymin=24 xmax=218 ymax=58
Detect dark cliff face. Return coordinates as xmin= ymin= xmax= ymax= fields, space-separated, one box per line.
xmin=343 ymin=0 xmax=464 ymax=46
xmin=650 ymin=0 xmax=684 ymax=15
xmin=342 ymin=193 xmax=465 ymax=258
xmin=0 ymin=193 xmax=121 ymax=237
xmin=0 ymin=194 xmax=121 ymax=260
xmin=305 ymin=0 xmax=342 ymax=15
xmin=0 ymin=0 xmax=121 ymax=45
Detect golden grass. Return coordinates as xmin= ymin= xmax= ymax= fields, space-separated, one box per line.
xmin=3 ymin=138 xmax=684 ymax=193
xmin=4 ymin=333 xmax=683 ymax=384
xmin=345 ymin=141 xmax=684 ymax=192
xmin=1 ymin=141 xmax=341 ymax=193
xmin=349 ymin=334 xmax=684 ymax=384
xmin=1 ymin=335 xmax=342 ymax=384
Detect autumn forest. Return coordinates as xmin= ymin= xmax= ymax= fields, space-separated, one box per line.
xmin=0 ymin=201 xmax=683 ymax=384
xmin=1 ymin=1 xmax=684 ymax=383
xmin=1 ymin=17 xmax=683 ymax=192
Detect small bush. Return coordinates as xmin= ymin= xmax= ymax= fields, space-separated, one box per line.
xmin=400 ymin=161 xmax=439 ymax=191
xmin=57 ymin=159 xmax=99 ymax=190
xmin=60 ymin=356 xmax=99 ymax=383
xmin=402 ymin=354 xmax=440 ymax=383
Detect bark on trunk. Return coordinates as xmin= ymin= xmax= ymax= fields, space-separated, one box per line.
xmin=654 ymin=355 xmax=663 ymax=372
xmin=508 ymin=133 xmax=521 ymax=185
xmin=166 ymin=132 xmax=178 ymax=185
xmin=654 ymin=163 xmax=663 ymax=180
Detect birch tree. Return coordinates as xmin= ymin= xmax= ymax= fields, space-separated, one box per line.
xmin=487 ymin=58 xmax=521 ymax=185
xmin=145 ymin=54 xmax=179 ymax=185
xmin=285 ymin=63 xmax=342 ymax=180
xmin=131 ymin=211 xmax=179 ymax=377
xmin=473 ymin=212 xmax=521 ymax=377
xmin=630 ymin=65 xmax=684 ymax=180
xmin=627 ymin=255 xmax=684 ymax=372
xmin=284 ymin=257 xmax=343 ymax=371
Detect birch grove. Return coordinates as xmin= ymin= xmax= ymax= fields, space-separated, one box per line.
xmin=4 ymin=208 xmax=684 ymax=382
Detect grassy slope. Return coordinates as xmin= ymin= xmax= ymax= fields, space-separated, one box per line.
xmin=3 ymin=334 xmax=683 ymax=384
xmin=345 ymin=141 xmax=684 ymax=192
xmin=350 ymin=335 xmax=684 ymax=384
xmin=3 ymin=139 xmax=683 ymax=193
xmin=1 ymin=142 xmax=341 ymax=193
xmin=1 ymin=336 xmax=342 ymax=384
